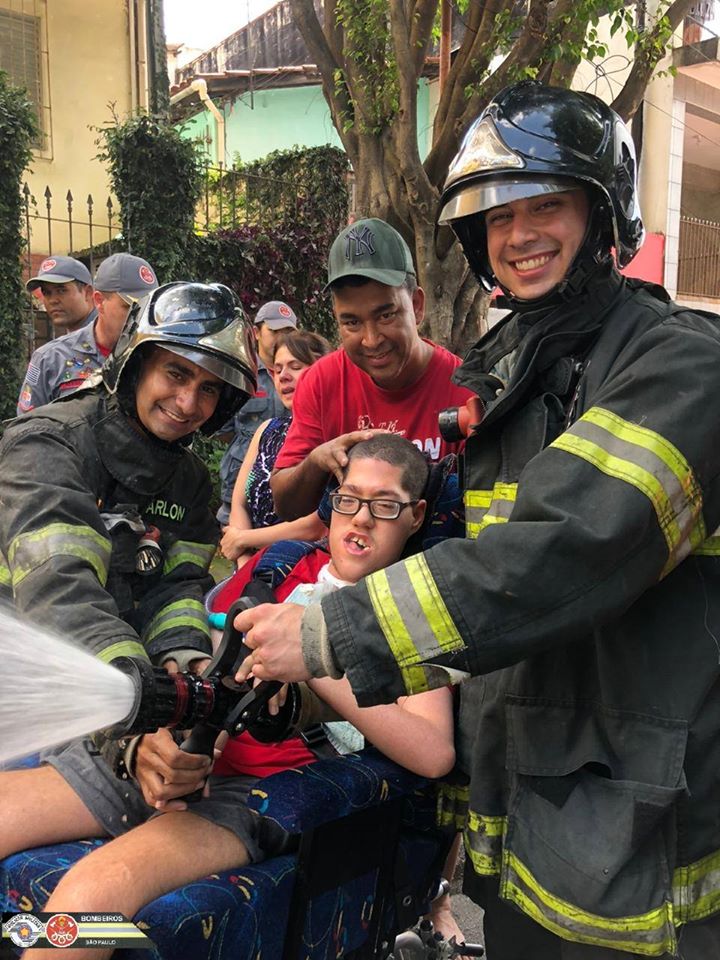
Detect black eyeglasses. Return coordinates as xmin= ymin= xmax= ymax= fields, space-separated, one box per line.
xmin=330 ymin=493 xmax=418 ymax=520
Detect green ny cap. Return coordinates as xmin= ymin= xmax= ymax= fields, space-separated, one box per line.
xmin=326 ymin=218 xmax=416 ymax=289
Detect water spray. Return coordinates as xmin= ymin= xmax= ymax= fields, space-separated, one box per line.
xmin=0 ymin=584 xmax=288 ymax=772
xmin=0 ymin=605 xmax=136 ymax=767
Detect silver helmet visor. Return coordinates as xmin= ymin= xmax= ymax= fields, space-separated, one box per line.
xmin=160 ymin=345 xmax=255 ymax=396
xmin=438 ymin=176 xmax=581 ymax=224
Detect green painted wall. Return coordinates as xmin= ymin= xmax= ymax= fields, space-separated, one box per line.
xmin=180 ymin=78 xmax=434 ymax=165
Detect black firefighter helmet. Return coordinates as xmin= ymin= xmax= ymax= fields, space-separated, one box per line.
xmin=438 ymin=81 xmax=645 ymax=293
xmin=103 ymin=281 xmax=258 ymax=436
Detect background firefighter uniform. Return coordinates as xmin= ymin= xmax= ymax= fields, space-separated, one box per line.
xmin=314 ymin=267 xmax=720 ymax=956
xmin=0 ymin=388 xmax=217 ymax=666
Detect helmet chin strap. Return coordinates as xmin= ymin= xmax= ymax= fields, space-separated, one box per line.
xmin=499 ymin=196 xmax=613 ymax=314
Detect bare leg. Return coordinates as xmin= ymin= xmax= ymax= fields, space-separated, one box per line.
xmin=0 ymin=767 xmax=104 ymax=859
xmin=23 ymin=810 xmax=251 ymax=960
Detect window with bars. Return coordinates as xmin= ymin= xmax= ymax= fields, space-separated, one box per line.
xmin=0 ymin=3 xmax=48 ymax=149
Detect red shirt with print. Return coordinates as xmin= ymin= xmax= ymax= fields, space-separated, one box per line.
xmin=274 ymin=343 xmax=473 ymax=469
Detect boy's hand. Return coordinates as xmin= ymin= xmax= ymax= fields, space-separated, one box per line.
xmin=134 ymin=728 xmax=211 ymax=811
xmin=234 ymin=602 xmax=309 ymax=682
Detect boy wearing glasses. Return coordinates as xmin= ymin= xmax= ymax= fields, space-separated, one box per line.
xmin=1 ymin=435 xmax=454 ymax=953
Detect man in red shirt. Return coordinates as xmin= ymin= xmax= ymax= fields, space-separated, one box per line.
xmin=271 ymin=218 xmax=473 ymax=518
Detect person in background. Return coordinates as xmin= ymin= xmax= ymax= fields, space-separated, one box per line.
xmin=216 ymin=300 xmax=298 ymax=526
xmin=17 ymin=253 xmax=158 ymax=414
xmin=25 ymin=255 xmax=96 ymax=335
xmin=270 ymin=219 xmax=475 ymax=521
xmin=220 ymin=329 xmax=332 ymax=568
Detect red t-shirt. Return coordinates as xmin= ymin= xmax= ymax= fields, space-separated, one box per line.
xmin=274 ymin=343 xmax=474 ymax=469
xmin=211 ymin=548 xmax=331 ymax=778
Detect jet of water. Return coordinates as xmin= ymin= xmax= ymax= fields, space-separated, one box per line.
xmin=0 ymin=604 xmax=136 ymax=766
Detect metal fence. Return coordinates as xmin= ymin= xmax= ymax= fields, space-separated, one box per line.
xmin=20 ymin=162 xmax=300 ymax=355
xmin=677 ymin=216 xmax=720 ymax=300
xmin=20 ymin=183 xmax=120 ymax=356
xmin=194 ymin=161 xmax=303 ymax=234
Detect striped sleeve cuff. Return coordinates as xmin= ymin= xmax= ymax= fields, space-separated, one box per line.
xmin=301 ymin=603 xmax=342 ymax=679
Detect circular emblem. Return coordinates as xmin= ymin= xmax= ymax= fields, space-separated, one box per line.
xmin=3 ymin=914 xmax=45 ymax=948
xmin=278 ymin=304 xmax=292 ymax=317
xmin=139 ymin=265 xmax=155 ymax=284
xmin=45 ymin=913 xmax=79 ymax=948
xmin=40 ymin=258 xmax=57 ymax=272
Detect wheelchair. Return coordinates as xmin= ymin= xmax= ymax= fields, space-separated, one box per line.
xmin=1 ymin=747 xmax=483 ymax=959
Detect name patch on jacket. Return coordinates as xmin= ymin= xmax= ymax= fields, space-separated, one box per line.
xmin=145 ymin=499 xmax=186 ymax=522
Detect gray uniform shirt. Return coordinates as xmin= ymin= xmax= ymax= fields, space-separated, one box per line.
xmin=17 ymin=309 xmax=102 ymax=414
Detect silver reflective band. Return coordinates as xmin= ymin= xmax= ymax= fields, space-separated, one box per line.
xmin=330 ymin=494 xmax=418 ymax=520
xmin=439 ymin=176 xmax=580 ymax=223
xmin=444 ymin=117 xmax=524 ymax=192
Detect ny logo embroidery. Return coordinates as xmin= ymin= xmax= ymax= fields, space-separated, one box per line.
xmin=345 ymin=225 xmax=376 ymax=260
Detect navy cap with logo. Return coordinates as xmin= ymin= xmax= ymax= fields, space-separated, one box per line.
xmin=254 ymin=300 xmax=298 ymax=330
xmin=26 ymin=255 xmax=92 ymax=292
xmin=94 ymin=253 xmax=158 ymax=304
xmin=326 ymin=218 xmax=416 ymax=289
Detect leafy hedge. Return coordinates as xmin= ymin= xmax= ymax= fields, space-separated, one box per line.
xmin=191 ymin=223 xmax=337 ymax=342
xmin=0 ymin=71 xmax=37 ymax=423
xmin=96 ymin=113 xmax=203 ymax=282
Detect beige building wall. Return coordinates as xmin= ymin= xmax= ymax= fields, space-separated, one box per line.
xmin=3 ymin=0 xmax=150 ymax=259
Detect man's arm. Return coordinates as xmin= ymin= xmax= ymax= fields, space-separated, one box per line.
xmin=0 ymin=424 xmax=146 ymax=662
xmin=16 ymin=350 xmax=52 ymax=415
xmin=239 ymin=316 xmax=720 ymax=706
xmin=309 ymin=677 xmax=455 ymax=779
xmin=271 ymin=429 xmax=378 ymax=519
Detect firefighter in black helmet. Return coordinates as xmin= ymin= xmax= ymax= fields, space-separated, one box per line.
xmin=0 ymin=280 xmax=257 ymax=668
xmin=231 ymin=83 xmax=720 ymax=958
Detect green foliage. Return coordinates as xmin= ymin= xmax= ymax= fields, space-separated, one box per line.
xmin=191 ymin=434 xmax=226 ymax=514
xmin=192 ymin=145 xmax=349 ymax=342
xmin=190 ymin=223 xmax=337 ymax=343
xmin=0 ymin=71 xmax=38 ymax=423
xmin=335 ymin=0 xmax=399 ymax=133
xmin=241 ymin=145 xmax=349 ymax=240
xmin=96 ymin=113 xmax=203 ymax=281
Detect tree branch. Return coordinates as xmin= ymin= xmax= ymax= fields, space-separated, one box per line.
xmin=611 ymin=0 xmax=695 ymax=119
xmin=410 ymin=0 xmax=441 ymax=75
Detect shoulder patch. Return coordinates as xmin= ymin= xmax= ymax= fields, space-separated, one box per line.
xmin=18 ymin=385 xmax=34 ymax=411
xmin=23 ymin=362 xmax=41 ymax=386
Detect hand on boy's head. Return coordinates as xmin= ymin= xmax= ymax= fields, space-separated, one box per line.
xmin=234 ymin=602 xmax=309 ymax=683
xmin=308 ymin=429 xmax=387 ymax=482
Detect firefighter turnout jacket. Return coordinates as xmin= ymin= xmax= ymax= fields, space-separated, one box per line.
xmin=0 ymin=388 xmax=217 ymax=666
xmin=315 ymin=264 xmax=720 ymax=955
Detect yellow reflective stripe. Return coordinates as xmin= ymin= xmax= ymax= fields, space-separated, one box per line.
xmin=437 ymin=782 xmax=469 ymax=830
xmin=464 ymin=490 xmax=493 ymax=509
xmin=143 ymin=598 xmax=209 ymax=645
xmin=464 ymin=809 xmax=506 ymax=875
xmin=674 ymin=848 xmax=720 ymax=923
xmin=366 ymin=554 xmax=465 ymax=695
xmin=501 ymin=850 xmax=676 ymax=956
xmin=465 ymin=483 xmax=517 ymax=538
xmin=694 ymin=524 xmax=720 ymax=557
xmin=163 ymin=540 xmax=216 ymax=576
xmin=694 ymin=538 xmax=720 ymax=556
xmin=8 ymin=523 xmax=111 ymax=587
xmin=96 ymin=639 xmax=148 ymax=663
xmin=0 ymin=558 xmax=10 ymax=587
xmin=553 ymin=407 xmax=705 ymax=576
xmin=366 ymin=570 xmax=430 ymax=694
